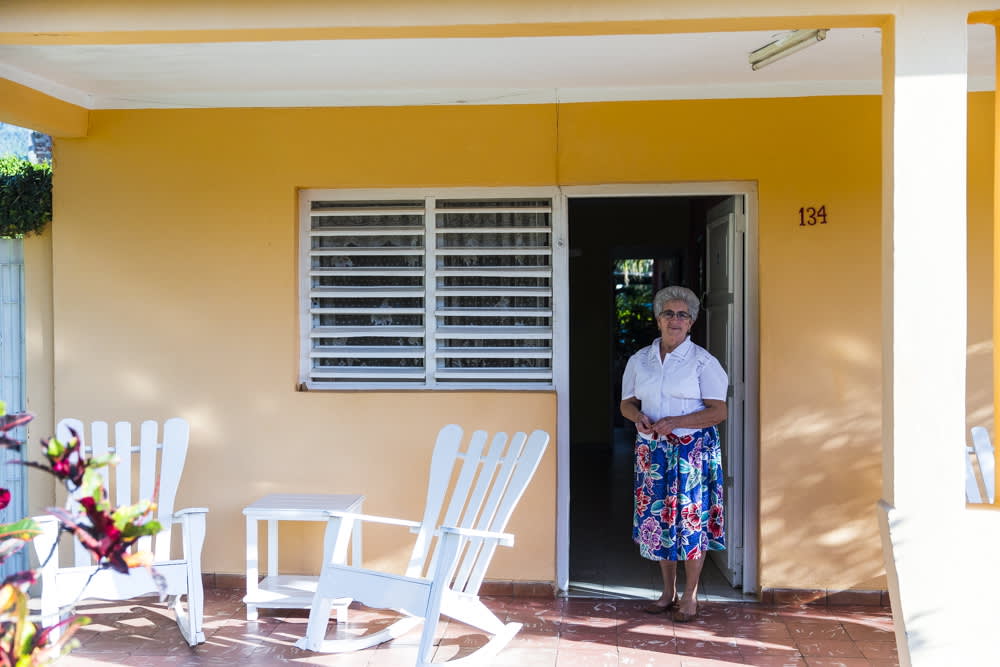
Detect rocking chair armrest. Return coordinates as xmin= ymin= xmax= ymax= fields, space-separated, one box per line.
xmin=439 ymin=525 xmax=515 ymax=547
xmin=172 ymin=507 xmax=209 ymax=519
xmin=325 ymin=509 xmax=421 ymax=530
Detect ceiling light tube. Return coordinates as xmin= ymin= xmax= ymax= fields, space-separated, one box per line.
xmin=749 ymin=29 xmax=829 ymax=71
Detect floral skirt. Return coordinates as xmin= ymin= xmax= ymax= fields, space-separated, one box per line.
xmin=633 ymin=428 xmax=726 ymax=561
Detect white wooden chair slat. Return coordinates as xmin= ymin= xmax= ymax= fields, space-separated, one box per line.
xmin=54 ymin=418 xmax=91 ymax=568
xmin=136 ymin=420 xmax=159 ymax=555
xmin=33 ymin=417 xmax=207 ymax=646
xmin=445 ymin=433 xmax=518 ymax=590
xmin=466 ymin=431 xmax=546 ymax=594
xmin=56 ymin=418 xmax=86 ymax=508
xmin=154 ymin=418 xmax=189 ymax=562
xmin=452 ymin=433 xmax=528 ymax=591
xmin=966 ymin=450 xmax=983 ymax=503
xmin=971 ymin=426 xmax=996 ymax=504
xmin=298 ymin=424 xmax=549 ymax=666
xmin=88 ymin=422 xmax=113 ymax=562
xmin=459 ymin=432 xmax=509 ymax=530
xmin=114 ymin=421 xmax=133 ymax=509
xmin=423 ymin=430 xmax=498 ymax=581
xmin=436 ymin=429 xmax=487 ymax=530
xmin=89 ymin=421 xmax=110 ymax=461
xmin=406 ymin=426 xmax=481 ymax=578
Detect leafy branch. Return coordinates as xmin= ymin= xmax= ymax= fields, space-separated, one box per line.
xmin=0 ymin=156 xmax=52 ymax=238
xmin=0 ymin=401 xmax=164 ymax=664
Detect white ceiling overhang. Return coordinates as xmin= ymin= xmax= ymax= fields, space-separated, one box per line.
xmin=0 ymin=26 xmax=994 ymax=110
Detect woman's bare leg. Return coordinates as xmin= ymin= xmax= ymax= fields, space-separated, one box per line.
xmin=657 ymin=560 xmax=678 ymax=605
xmin=677 ymin=556 xmax=705 ymax=615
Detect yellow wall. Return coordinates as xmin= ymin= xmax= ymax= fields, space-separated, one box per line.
xmin=560 ymin=97 xmax=885 ymax=589
xmin=23 ymin=227 xmax=55 ymax=517
xmin=0 ymin=78 xmax=87 ymax=138
xmin=35 ymin=93 xmax=994 ymax=590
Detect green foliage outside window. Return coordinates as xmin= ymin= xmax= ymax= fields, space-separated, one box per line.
xmin=614 ymin=259 xmax=655 ymax=355
xmin=0 ymin=156 xmax=52 ymax=238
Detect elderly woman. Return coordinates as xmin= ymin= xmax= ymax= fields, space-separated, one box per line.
xmin=620 ymin=285 xmax=728 ymax=622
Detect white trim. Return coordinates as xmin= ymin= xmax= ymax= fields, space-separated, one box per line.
xmin=39 ymin=78 xmax=1000 ymax=111
xmin=17 ymin=80 xmax=1000 ymax=112
xmin=742 ymin=186 xmax=761 ymax=595
xmin=562 ymin=182 xmax=756 ymax=198
xmin=551 ymin=192 xmax=570 ymax=592
xmin=299 ymin=186 xmax=560 ymax=391
xmin=297 ymin=189 xmax=314 ymax=388
xmin=424 ymin=196 xmax=437 ymax=389
xmin=305 ymin=186 xmax=559 ymax=201
xmin=0 ymin=63 xmax=97 ymax=109
xmin=555 ymin=181 xmax=760 ymax=596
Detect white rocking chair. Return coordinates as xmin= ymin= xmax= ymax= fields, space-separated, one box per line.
xmin=296 ymin=424 xmax=549 ymax=666
xmin=33 ymin=418 xmax=207 ymax=645
xmin=967 ymin=426 xmax=996 ymax=504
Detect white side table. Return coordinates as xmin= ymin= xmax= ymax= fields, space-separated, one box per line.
xmin=242 ymin=493 xmax=364 ymax=621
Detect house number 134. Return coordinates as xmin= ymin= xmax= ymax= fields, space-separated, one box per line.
xmin=799 ymin=206 xmax=827 ymax=226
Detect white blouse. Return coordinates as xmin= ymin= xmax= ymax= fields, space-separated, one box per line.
xmin=621 ymin=337 xmax=729 ymax=438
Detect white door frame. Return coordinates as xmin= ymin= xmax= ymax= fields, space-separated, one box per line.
xmin=554 ymin=181 xmax=760 ymax=595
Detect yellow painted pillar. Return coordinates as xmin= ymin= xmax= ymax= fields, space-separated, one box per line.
xmin=994 ymin=24 xmax=1000 ymax=505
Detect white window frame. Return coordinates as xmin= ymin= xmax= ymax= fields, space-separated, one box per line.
xmin=299 ymin=186 xmax=564 ymax=391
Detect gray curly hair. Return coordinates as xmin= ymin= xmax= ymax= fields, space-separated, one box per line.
xmin=653 ymin=286 xmax=700 ymax=321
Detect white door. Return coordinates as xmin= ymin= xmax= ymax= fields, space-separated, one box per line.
xmin=0 ymin=239 xmax=27 ymax=578
xmin=704 ymin=198 xmax=745 ymax=588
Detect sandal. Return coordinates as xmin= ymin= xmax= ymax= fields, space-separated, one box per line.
xmin=671 ymin=607 xmax=698 ymax=623
xmin=643 ymin=597 xmax=678 ymax=614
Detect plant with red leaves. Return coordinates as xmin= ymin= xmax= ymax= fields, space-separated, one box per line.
xmin=22 ymin=430 xmax=113 ymax=492
xmin=47 ymin=469 xmax=160 ymax=574
xmin=0 ymin=400 xmax=160 ymax=664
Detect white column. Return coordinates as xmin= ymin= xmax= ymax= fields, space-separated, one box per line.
xmin=879 ymin=4 xmax=969 ymax=665
xmin=883 ymin=7 xmax=968 ymax=512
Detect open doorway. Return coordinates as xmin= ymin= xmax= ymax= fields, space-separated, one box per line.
xmin=566 ymin=193 xmax=753 ymax=600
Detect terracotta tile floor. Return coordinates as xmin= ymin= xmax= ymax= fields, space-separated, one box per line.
xmin=56 ymin=588 xmax=898 ymax=666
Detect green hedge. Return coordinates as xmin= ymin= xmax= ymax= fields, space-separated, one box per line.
xmin=0 ymin=155 xmax=52 ymax=238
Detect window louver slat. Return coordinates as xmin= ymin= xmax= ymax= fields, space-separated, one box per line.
xmin=304 ymin=194 xmax=553 ymax=388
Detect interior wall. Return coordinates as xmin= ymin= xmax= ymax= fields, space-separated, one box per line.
xmin=33 ymin=92 xmax=994 ymax=590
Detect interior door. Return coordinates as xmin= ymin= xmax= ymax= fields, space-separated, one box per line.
xmin=704 ymin=198 xmax=744 ymax=588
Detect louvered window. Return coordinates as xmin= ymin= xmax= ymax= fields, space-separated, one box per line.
xmin=302 ymin=193 xmax=554 ymax=389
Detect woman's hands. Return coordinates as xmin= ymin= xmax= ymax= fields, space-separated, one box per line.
xmin=622 ymin=398 xmax=727 ymax=436
xmin=654 ymin=400 xmax=728 ymax=436
xmin=650 ymin=416 xmax=682 ymax=437
xmin=621 ymin=398 xmax=654 ymax=433
xmin=636 ymin=412 xmax=654 ymax=432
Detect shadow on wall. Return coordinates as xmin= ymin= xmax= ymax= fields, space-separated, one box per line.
xmin=761 ymin=330 xmax=884 ymax=591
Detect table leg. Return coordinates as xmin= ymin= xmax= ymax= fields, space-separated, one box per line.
xmin=246 ymin=516 xmax=258 ymax=621
xmin=267 ymin=519 xmax=278 ymax=577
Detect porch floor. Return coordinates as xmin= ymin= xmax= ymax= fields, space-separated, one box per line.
xmin=56 ymin=588 xmax=898 ymax=666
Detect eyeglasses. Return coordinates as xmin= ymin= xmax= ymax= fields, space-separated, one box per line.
xmin=658 ymin=310 xmax=692 ymax=321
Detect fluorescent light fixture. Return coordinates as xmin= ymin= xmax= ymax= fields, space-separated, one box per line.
xmin=749 ymin=29 xmax=829 ymax=70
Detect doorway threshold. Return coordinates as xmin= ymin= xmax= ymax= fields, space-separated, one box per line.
xmin=566 ymin=557 xmax=754 ymax=602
